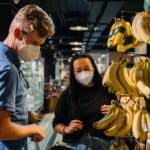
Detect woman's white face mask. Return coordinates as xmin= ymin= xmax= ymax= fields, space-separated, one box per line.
xmin=18 ymin=44 xmax=40 ymax=62
xmin=75 ymin=71 xmax=94 ymax=86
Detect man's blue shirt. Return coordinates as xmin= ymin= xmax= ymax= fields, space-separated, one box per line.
xmin=0 ymin=41 xmax=28 ymax=150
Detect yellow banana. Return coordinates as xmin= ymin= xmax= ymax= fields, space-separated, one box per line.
xmin=148 ymin=132 xmax=150 ymax=139
xmin=129 ymin=66 xmax=137 ymax=84
xmin=143 ymin=59 xmax=150 ymax=87
xmin=117 ymin=20 xmax=140 ymax=53
xmin=131 ymin=61 xmax=144 ymax=85
xmin=110 ymin=61 xmax=127 ymax=94
xmin=117 ymin=61 xmax=139 ymax=96
xmin=135 ymin=61 xmax=144 ymax=82
xmin=112 ymin=32 xmax=124 ymax=46
xmin=102 ymin=61 xmax=126 ymax=96
xmin=117 ymin=41 xmax=136 ymax=53
xmin=142 ymin=12 xmax=150 ymax=37
xmin=136 ymin=12 xmax=150 ymax=43
xmin=140 ymin=12 xmax=150 ymax=44
xmin=104 ymin=107 xmax=126 ymax=136
xmin=137 ymin=80 xmax=150 ymax=99
xmin=128 ymin=59 xmax=149 ymax=97
xmin=148 ymin=59 xmax=150 ymax=87
xmin=144 ymin=110 xmax=150 ymax=131
xmin=115 ymin=105 xmax=133 ymax=137
xmin=93 ymin=100 xmax=120 ymax=130
xmin=107 ymin=18 xmax=140 ymax=53
xmin=118 ymin=19 xmax=131 ymax=36
xmin=107 ymin=21 xmax=118 ymax=48
xmin=102 ymin=63 xmax=113 ymax=86
xmin=134 ymin=142 xmax=146 ymax=150
xmin=141 ymin=59 xmax=148 ymax=85
xmin=141 ymin=109 xmax=149 ymax=132
xmin=132 ymin=109 xmax=147 ymax=142
xmin=137 ymin=12 xmax=150 ymax=44
xmin=132 ymin=12 xmax=143 ymax=42
xmin=107 ymin=40 xmax=114 ymax=48
xmin=107 ymin=19 xmax=125 ymax=48
xmin=124 ymin=21 xmax=132 ymax=36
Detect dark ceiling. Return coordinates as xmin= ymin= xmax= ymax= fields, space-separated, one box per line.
xmin=0 ymin=0 xmax=144 ymax=58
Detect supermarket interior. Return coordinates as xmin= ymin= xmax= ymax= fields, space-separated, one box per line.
xmin=0 ymin=0 xmax=150 ymax=150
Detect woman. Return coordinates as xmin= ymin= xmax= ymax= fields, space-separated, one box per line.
xmin=52 ymin=54 xmax=116 ymax=150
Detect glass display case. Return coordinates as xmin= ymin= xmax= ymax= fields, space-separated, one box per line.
xmin=20 ymin=58 xmax=44 ymax=112
xmin=89 ymin=52 xmax=109 ymax=74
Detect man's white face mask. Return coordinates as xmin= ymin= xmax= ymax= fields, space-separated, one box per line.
xmin=75 ymin=71 xmax=94 ymax=86
xmin=18 ymin=44 xmax=40 ymax=62
xmin=17 ymin=31 xmax=40 ymax=62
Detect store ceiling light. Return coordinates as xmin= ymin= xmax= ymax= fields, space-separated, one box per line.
xmin=13 ymin=0 xmax=20 ymax=4
xmin=72 ymin=47 xmax=82 ymax=51
xmin=94 ymin=27 xmax=99 ymax=31
xmin=69 ymin=41 xmax=82 ymax=46
xmin=69 ymin=26 xmax=88 ymax=31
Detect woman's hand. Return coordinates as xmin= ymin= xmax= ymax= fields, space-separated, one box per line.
xmin=64 ymin=119 xmax=84 ymax=134
xmin=100 ymin=105 xmax=112 ymax=115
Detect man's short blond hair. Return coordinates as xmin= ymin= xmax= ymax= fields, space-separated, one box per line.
xmin=10 ymin=4 xmax=55 ymax=37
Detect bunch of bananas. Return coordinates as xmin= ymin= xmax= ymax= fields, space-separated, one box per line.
xmin=132 ymin=108 xmax=150 ymax=143
xmin=102 ymin=61 xmax=125 ymax=96
xmin=132 ymin=11 xmax=150 ymax=44
xmin=93 ymin=100 xmax=150 ymax=148
xmin=129 ymin=58 xmax=150 ymax=99
xmin=102 ymin=58 xmax=150 ymax=98
xmin=93 ymin=98 xmax=150 ymax=148
xmin=107 ymin=18 xmax=139 ymax=53
xmin=102 ymin=60 xmax=139 ymax=97
xmin=93 ymin=100 xmax=133 ymax=137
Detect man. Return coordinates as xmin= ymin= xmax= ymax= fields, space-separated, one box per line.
xmin=0 ymin=4 xmax=55 ymax=150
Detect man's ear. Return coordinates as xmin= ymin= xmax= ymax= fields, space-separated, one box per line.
xmin=14 ymin=28 xmax=22 ymax=40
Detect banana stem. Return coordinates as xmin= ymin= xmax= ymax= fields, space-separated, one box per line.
xmin=119 ymin=95 xmax=145 ymax=109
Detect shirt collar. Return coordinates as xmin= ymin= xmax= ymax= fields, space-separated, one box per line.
xmin=0 ymin=41 xmax=21 ymax=69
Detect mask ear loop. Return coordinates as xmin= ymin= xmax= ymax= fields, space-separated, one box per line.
xmin=19 ymin=23 xmax=34 ymax=44
xmin=19 ymin=70 xmax=30 ymax=89
xmin=19 ymin=30 xmax=27 ymax=46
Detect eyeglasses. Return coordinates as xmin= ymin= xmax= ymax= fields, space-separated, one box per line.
xmin=19 ymin=70 xmax=30 ymax=89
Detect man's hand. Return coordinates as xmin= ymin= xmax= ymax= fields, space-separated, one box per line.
xmin=0 ymin=110 xmax=45 ymax=141
xmin=29 ymin=124 xmax=45 ymax=142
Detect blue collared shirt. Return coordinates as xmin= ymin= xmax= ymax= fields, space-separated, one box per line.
xmin=0 ymin=41 xmax=28 ymax=150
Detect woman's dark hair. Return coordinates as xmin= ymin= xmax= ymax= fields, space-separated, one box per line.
xmin=67 ymin=54 xmax=104 ymax=107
